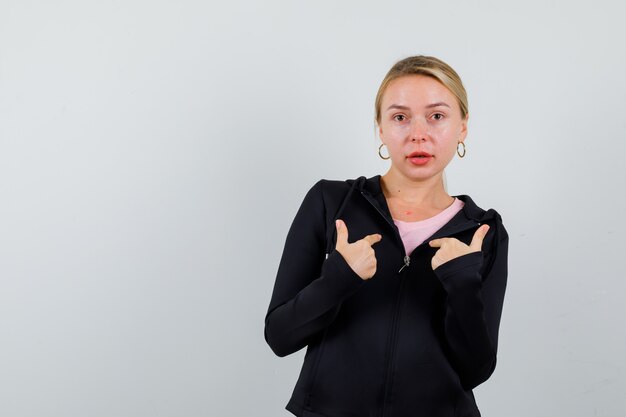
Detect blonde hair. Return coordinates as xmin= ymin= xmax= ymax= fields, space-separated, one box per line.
xmin=374 ymin=55 xmax=468 ymax=124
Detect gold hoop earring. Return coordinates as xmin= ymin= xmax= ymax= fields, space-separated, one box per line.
xmin=378 ymin=143 xmax=390 ymax=160
xmin=457 ymin=141 xmax=466 ymax=158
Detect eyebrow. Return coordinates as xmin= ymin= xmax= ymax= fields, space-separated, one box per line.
xmin=386 ymin=102 xmax=451 ymax=111
xmin=425 ymin=102 xmax=450 ymax=109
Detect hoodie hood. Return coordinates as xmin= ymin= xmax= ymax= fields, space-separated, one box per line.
xmin=346 ymin=174 xmax=498 ymax=224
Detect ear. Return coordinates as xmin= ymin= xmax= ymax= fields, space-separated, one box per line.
xmin=459 ymin=113 xmax=469 ymax=141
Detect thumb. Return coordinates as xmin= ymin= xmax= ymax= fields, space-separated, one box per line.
xmin=469 ymin=224 xmax=490 ymax=251
xmin=335 ymin=219 xmax=349 ymax=247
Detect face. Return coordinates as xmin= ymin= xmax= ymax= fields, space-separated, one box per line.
xmin=378 ymin=74 xmax=468 ymax=183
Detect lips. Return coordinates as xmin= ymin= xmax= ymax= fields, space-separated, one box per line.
xmin=407 ymin=151 xmax=433 ymax=166
xmin=407 ymin=151 xmax=432 ymax=158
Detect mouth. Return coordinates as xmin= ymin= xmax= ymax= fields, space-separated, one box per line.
xmin=407 ymin=151 xmax=432 ymax=158
xmin=407 ymin=151 xmax=433 ymax=166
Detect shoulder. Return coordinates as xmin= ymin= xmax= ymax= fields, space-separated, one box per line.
xmin=295 ymin=178 xmax=350 ymax=214
xmin=306 ymin=176 xmax=363 ymax=201
xmin=457 ymin=195 xmax=510 ymax=277
xmin=458 ymin=194 xmax=509 ymax=244
xmin=457 ymin=194 xmax=505 ymax=221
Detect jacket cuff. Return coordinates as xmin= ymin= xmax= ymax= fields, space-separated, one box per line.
xmin=322 ymin=249 xmax=366 ymax=296
xmin=433 ymin=251 xmax=484 ymax=292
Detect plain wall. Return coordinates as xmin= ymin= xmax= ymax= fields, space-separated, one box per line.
xmin=1 ymin=0 xmax=625 ymax=416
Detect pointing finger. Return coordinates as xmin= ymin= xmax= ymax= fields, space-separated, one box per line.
xmin=363 ymin=233 xmax=382 ymax=246
xmin=428 ymin=238 xmax=444 ymax=248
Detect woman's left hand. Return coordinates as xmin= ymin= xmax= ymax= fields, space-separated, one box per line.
xmin=428 ymin=224 xmax=490 ymax=270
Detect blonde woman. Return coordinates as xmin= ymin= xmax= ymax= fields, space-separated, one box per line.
xmin=265 ymin=55 xmax=509 ymax=417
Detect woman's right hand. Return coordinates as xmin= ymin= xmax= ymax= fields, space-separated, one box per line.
xmin=334 ymin=219 xmax=382 ymax=280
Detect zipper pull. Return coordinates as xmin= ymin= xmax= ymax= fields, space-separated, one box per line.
xmin=398 ymin=255 xmax=410 ymax=273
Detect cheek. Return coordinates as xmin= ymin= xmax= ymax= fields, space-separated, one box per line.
xmin=434 ymin=126 xmax=462 ymax=146
xmin=443 ymin=120 xmax=465 ymax=135
xmin=383 ymin=123 xmax=409 ymax=139
xmin=379 ymin=125 xmax=405 ymax=143
xmin=434 ymin=123 xmax=456 ymax=135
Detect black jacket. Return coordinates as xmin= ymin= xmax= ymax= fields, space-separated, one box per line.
xmin=264 ymin=174 xmax=509 ymax=417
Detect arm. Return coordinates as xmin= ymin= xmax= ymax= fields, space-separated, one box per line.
xmin=433 ymin=219 xmax=509 ymax=390
xmin=264 ymin=180 xmax=365 ymax=357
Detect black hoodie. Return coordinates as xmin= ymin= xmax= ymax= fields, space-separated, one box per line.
xmin=264 ymin=175 xmax=509 ymax=417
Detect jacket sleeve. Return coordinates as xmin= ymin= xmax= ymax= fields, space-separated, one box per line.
xmin=432 ymin=217 xmax=509 ymax=390
xmin=264 ymin=179 xmax=366 ymax=357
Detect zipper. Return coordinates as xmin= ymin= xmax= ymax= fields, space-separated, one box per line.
xmin=359 ymin=190 xmax=408 ymax=417
xmin=381 ymin=272 xmax=407 ymax=417
xmin=360 ymin=189 xmax=483 ymax=417
xmin=360 ymin=191 xmax=410 ymax=273
xmin=398 ymin=255 xmax=410 ymax=273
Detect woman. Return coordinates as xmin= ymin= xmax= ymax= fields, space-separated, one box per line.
xmin=264 ymin=55 xmax=509 ymax=417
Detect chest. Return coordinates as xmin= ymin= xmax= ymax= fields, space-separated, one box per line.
xmin=386 ymin=197 xmax=447 ymax=222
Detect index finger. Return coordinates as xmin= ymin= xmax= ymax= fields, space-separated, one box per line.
xmin=363 ymin=233 xmax=382 ymax=246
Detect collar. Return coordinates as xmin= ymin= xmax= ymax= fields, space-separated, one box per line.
xmin=348 ymin=174 xmax=497 ymax=224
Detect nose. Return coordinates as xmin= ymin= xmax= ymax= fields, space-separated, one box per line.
xmin=410 ymin=118 xmax=429 ymax=142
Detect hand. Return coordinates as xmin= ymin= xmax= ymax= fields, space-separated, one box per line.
xmin=428 ymin=224 xmax=490 ymax=270
xmin=335 ymin=219 xmax=382 ymax=280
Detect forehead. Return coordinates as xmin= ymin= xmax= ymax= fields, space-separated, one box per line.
xmin=382 ymin=74 xmax=456 ymax=107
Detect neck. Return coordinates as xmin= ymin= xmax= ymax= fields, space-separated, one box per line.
xmin=380 ymin=168 xmax=452 ymax=208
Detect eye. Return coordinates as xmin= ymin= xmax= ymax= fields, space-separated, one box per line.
xmin=432 ymin=113 xmax=444 ymax=121
xmin=393 ymin=114 xmax=407 ymax=122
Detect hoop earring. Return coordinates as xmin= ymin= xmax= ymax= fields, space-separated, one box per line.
xmin=457 ymin=141 xmax=466 ymax=158
xmin=378 ymin=143 xmax=390 ymax=160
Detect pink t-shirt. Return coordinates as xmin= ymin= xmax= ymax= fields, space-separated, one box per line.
xmin=393 ymin=198 xmax=465 ymax=256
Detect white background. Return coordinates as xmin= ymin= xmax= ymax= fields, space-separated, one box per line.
xmin=1 ymin=1 xmax=625 ymax=416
